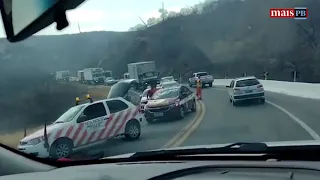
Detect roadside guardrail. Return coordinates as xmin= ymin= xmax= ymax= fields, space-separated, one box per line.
xmin=214 ymin=79 xmax=320 ymax=100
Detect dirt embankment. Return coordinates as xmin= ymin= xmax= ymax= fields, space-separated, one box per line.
xmin=0 ymin=83 xmax=110 ymax=148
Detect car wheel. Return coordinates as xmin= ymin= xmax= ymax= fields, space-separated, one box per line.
xmin=49 ymin=138 xmax=73 ymax=159
xmin=124 ymin=120 xmax=141 ymax=140
xmin=191 ymin=100 xmax=196 ymax=112
xmin=177 ymin=106 xmax=185 ymax=119
xmin=232 ymin=100 xmax=238 ymax=106
xmin=260 ymin=98 xmax=265 ymax=104
xmin=189 ymin=82 xmax=192 ymax=87
xmin=146 ymin=117 xmax=155 ymax=124
xmin=209 ymin=82 xmax=213 ymax=87
xmin=229 ymin=98 xmax=232 ymax=102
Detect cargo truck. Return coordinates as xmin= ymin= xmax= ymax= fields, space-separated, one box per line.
xmin=127 ymin=61 xmax=159 ymax=90
xmin=104 ymin=70 xmax=112 ymax=79
xmin=83 ymin=68 xmax=105 ymax=85
xmin=55 ymin=70 xmax=70 ymax=81
xmin=77 ymin=70 xmax=84 ymax=83
xmin=124 ymin=72 xmax=130 ymax=79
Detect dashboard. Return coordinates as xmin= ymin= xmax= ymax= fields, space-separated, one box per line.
xmin=2 ymin=160 xmax=320 ymax=180
xmin=1 ymin=146 xmax=320 ymax=180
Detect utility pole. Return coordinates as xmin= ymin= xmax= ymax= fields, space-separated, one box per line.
xmin=293 ymin=70 xmax=297 ymax=82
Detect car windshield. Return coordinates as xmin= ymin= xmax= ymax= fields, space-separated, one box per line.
xmin=152 ymin=89 xmax=179 ymax=100
xmin=197 ymin=72 xmax=208 ymax=77
xmin=54 ymin=105 xmax=85 ymax=123
xmin=161 ymin=76 xmax=174 ymax=82
xmin=162 ymin=82 xmax=179 ymax=88
xmin=1 ymin=0 xmax=319 ymax=162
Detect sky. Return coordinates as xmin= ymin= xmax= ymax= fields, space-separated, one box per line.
xmin=0 ymin=0 xmax=202 ymax=37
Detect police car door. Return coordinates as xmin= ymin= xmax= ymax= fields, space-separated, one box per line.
xmin=104 ymin=99 xmax=130 ymax=138
xmin=75 ymin=102 xmax=109 ymax=147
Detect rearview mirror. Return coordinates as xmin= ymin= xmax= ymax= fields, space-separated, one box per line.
xmin=0 ymin=0 xmax=85 ymax=42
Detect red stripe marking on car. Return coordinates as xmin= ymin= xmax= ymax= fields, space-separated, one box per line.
xmin=97 ymin=114 xmax=114 ymax=140
xmin=105 ymin=111 xmax=124 ymax=138
xmin=54 ymin=129 xmax=64 ymax=139
xmin=86 ymin=131 xmax=96 ymax=143
xmin=72 ymin=123 xmax=84 ymax=141
xmin=113 ymin=109 xmax=132 ymax=136
xmin=76 ymin=130 xmax=87 ymax=146
xmin=65 ymin=125 xmax=74 ymax=138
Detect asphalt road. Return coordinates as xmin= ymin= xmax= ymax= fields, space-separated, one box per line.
xmin=76 ymin=85 xmax=320 ymax=158
xmin=182 ymin=86 xmax=320 ymax=146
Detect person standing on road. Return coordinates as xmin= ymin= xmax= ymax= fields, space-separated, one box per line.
xmin=147 ymin=83 xmax=157 ymax=99
xmin=196 ymin=75 xmax=202 ymax=100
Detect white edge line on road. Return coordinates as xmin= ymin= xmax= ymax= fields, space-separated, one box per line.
xmin=210 ymin=85 xmax=320 ymax=140
xmin=266 ymin=100 xmax=320 ymax=140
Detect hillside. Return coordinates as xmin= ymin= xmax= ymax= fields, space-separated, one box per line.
xmin=1 ymin=0 xmax=320 ymax=132
xmin=0 ymin=0 xmax=320 ymax=83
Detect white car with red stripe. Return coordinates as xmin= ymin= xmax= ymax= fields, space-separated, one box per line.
xmin=17 ymin=97 xmax=143 ymax=159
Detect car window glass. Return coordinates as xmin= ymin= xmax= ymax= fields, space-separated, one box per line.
xmin=181 ymin=86 xmax=190 ymax=94
xmin=106 ymin=100 xmax=129 ymax=114
xmin=152 ymin=89 xmax=179 ymax=99
xmin=197 ymin=72 xmax=208 ymax=76
xmin=77 ymin=103 xmax=107 ymax=123
xmin=236 ymin=78 xmax=260 ymax=87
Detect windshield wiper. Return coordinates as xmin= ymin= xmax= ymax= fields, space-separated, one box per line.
xmin=130 ymin=142 xmax=268 ymax=159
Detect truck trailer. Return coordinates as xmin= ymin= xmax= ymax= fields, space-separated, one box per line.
xmin=127 ymin=61 xmax=159 ymax=90
xmin=83 ymin=68 xmax=105 ymax=85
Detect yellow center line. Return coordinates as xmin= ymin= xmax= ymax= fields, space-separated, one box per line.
xmin=162 ymin=100 xmax=206 ymax=148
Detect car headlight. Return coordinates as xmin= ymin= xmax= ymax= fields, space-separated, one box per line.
xmin=169 ymin=103 xmax=176 ymax=108
xmin=23 ymin=137 xmax=44 ymax=145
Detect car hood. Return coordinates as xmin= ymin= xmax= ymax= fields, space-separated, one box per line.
xmin=21 ymin=123 xmax=65 ymax=141
xmin=146 ymin=98 xmax=177 ymax=108
xmin=103 ymin=140 xmax=320 ymax=159
xmin=108 ymin=79 xmax=138 ymax=99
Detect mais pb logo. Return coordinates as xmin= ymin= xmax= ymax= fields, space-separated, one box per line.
xmin=270 ymin=8 xmax=308 ymax=19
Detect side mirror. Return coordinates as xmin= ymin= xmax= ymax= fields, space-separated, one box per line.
xmin=226 ymin=85 xmax=230 ymax=88
xmin=0 ymin=0 xmax=85 ymax=42
xmin=139 ymin=95 xmax=142 ymax=98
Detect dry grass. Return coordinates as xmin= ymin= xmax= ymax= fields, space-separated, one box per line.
xmin=0 ymin=85 xmax=110 ymax=149
xmin=0 ymin=126 xmax=43 ymax=148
